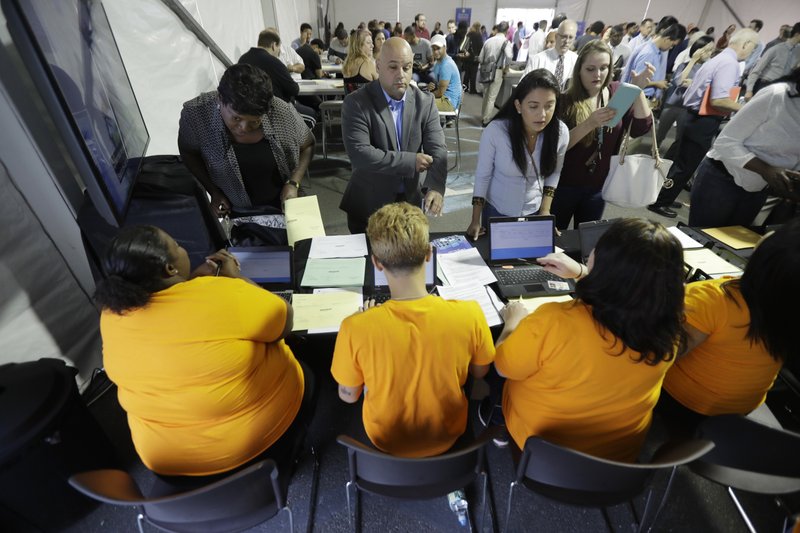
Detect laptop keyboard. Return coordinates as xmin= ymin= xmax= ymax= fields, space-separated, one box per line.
xmin=272 ymin=290 xmax=293 ymax=304
xmin=495 ymin=267 xmax=563 ymax=286
xmin=372 ymin=293 xmax=391 ymax=304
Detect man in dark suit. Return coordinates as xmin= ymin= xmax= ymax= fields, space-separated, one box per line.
xmin=340 ymin=37 xmax=447 ymax=234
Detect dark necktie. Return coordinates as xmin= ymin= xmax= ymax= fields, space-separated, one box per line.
xmin=555 ymin=55 xmax=564 ymax=86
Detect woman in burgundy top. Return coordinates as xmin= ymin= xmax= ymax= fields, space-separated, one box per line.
xmin=552 ymin=40 xmax=654 ymax=230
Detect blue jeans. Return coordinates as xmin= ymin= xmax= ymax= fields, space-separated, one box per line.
xmin=688 ymin=157 xmax=768 ymax=227
xmin=550 ymin=185 xmax=605 ymax=230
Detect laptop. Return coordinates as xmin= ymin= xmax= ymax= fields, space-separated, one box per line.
xmin=578 ymin=218 xmax=619 ymax=263
xmin=488 ymin=215 xmax=575 ymax=299
xmin=370 ymin=248 xmax=437 ymax=303
xmin=228 ymin=246 xmax=295 ymax=302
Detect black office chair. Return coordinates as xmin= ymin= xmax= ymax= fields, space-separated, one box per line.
xmin=691 ymin=414 xmax=800 ymax=532
xmin=68 ymin=459 xmax=292 ymax=533
xmin=337 ymin=428 xmax=497 ymax=532
xmin=504 ymin=436 xmax=715 ymax=533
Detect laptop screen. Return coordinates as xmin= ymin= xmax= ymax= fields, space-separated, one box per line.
xmin=578 ymin=219 xmax=618 ymax=262
xmin=229 ymin=247 xmax=293 ymax=284
xmin=373 ymin=253 xmax=436 ymax=288
xmin=489 ymin=216 xmax=554 ymax=262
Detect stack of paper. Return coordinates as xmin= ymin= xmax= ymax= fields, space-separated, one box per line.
xmin=437 ymin=285 xmax=504 ymax=327
xmin=284 ymin=196 xmax=325 ymax=246
xmin=437 ymin=248 xmax=497 ymax=287
xmin=667 ymin=226 xmax=703 ymax=249
xmin=683 ymin=248 xmax=742 ymax=276
xmin=291 ymin=290 xmax=362 ymax=332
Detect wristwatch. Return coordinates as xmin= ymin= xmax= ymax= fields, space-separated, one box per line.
xmin=285 ymin=179 xmax=300 ymax=189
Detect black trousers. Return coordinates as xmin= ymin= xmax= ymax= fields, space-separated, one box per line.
xmin=653 ymin=112 xmax=723 ymax=207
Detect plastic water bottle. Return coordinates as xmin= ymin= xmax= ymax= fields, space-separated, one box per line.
xmin=447 ymin=489 xmax=469 ymax=526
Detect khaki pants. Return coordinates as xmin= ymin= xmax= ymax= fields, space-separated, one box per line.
xmin=434 ymin=96 xmax=455 ymax=112
xmin=481 ymin=68 xmax=504 ymax=123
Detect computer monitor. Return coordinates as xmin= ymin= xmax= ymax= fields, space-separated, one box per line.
xmin=4 ymin=0 xmax=149 ymax=225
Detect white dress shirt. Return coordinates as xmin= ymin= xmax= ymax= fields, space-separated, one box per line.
xmin=523 ymin=47 xmax=578 ymax=85
xmin=279 ymin=44 xmax=304 ymax=80
xmin=707 ymin=83 xmax=800 ymax=191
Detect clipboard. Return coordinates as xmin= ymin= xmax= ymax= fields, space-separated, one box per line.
xmin=699 ymin=85 xmax=740 ymax=116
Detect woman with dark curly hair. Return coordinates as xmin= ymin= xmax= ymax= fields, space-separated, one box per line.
xmin=178 ymin=63 xmax=314 ymax=217
xmin=95 ymin=225 xmax=313 ymax=480
xmin=493 ymin=219 xmax=686 ymax=462
xmin=659 ymin=219 xmax=800 ymax=433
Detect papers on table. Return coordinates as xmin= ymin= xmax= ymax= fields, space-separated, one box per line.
xmin=518 ymin=294 xmax=573 ymax=315
xmin=284 ymin=196 xmax=325 ymax=246
xmin=667 ymin=226 xmax=703 ymax=249
xmin=301 ymin=257 xmax=366 ymax=287
xmin=701 ymin=226 xmax=761 ymax=250
xmin=308 ymin=234 xmax=368 ymax=259
xmin=437 ymin=248 xmax=497 ymax=287
xmin=683 ymin=248 xmax=742 ymax=276
xmin=291 ymin=290 xmax=362 ymax=332
xmin=437 ymin=284 xmax=504 ymax=327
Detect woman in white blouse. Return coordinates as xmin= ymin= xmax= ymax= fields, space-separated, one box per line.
xmin=688 ymin=67 xmax=800 ymax=227
xmin=467 ymin=69 xmax=569 ymax=240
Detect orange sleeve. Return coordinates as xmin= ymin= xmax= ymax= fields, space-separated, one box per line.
xmin=684 ymin=281 xmax=728 ymax=336
xmin=331 ymin=314 xmax=364 ymax=387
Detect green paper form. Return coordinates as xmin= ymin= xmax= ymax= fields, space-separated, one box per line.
xmin=301 ymin=257 xmax=366 ymax=287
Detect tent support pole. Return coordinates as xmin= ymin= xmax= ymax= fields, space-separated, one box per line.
xmin=159 ymin=0 xmax=233 ymax=68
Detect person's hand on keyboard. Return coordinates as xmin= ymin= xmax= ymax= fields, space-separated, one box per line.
xmin=536 ymin=252 xmax=584 ymax=280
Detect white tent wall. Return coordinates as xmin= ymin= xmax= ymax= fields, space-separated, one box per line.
xmin=103 ymin=0 xmax=267 ymax=156
xmin=0 ymin=8 xmax=102 ymax=383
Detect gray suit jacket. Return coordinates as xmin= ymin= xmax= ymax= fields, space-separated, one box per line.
xmin=340 ymin=80 xmax=447 ymax=222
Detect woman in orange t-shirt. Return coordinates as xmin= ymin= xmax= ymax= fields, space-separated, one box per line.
xmin=658 ymin=219 xmax=800 ymax=433
xmin=94 ymin=225 xmax=312 ymax=480
xmin=493 ymin=219 xmax=686 ymax=462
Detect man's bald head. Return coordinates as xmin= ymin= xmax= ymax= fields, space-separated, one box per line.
xmin=377 ymin=37 xmax=414 ymax=99
xmin=555 ymin=19 xmax=577 ymax=55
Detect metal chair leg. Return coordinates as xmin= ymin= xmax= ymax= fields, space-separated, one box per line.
xmin=478 ymin=471 xmax=488 ymax=533
xmin=643 ymin=465 xmax=678 ymax=533
xmin=345 ymin=481 xmax=354 ymax=530
xmin=322 ymin=116 xmax=328 ymax=159
xmin=502 ymin=481 xmax=518 ymax=533
xmin=455 ymin=110 xmax=461 ymax=171
xmin=281 ymin=506 xmax=294 ymax=532
xmin=728 ymin=486 xmax=757 ymax=533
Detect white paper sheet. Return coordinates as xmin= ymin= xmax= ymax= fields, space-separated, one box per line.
xmin=436 ymin=284 xmax=504 ymax=327
xmin=308 ymin=234 xmax=368 ymax=259
xmin=683 ymin=248 xmax=743 ymax=276
xmin=291 ymin=290 xmax=362 ymax=333
xmin=667 ymin=226 xmax=704 ymax=249
xmin=437 ymin=248 xmax=497 ymax=287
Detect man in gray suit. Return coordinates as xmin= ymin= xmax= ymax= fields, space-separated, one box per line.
xmin=340 ymin=37 xmax=447 ymax=234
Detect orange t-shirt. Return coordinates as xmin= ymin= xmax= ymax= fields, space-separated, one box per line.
xmin=331 ymin=295 xmax=495 ymax=457
xmin=102 ymin=276 xmax=303 ymax=476
xmin=663 ymin=279 xmax=781 ymax=415
xmin=495 ymin=301 xmax=673 ymax=462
